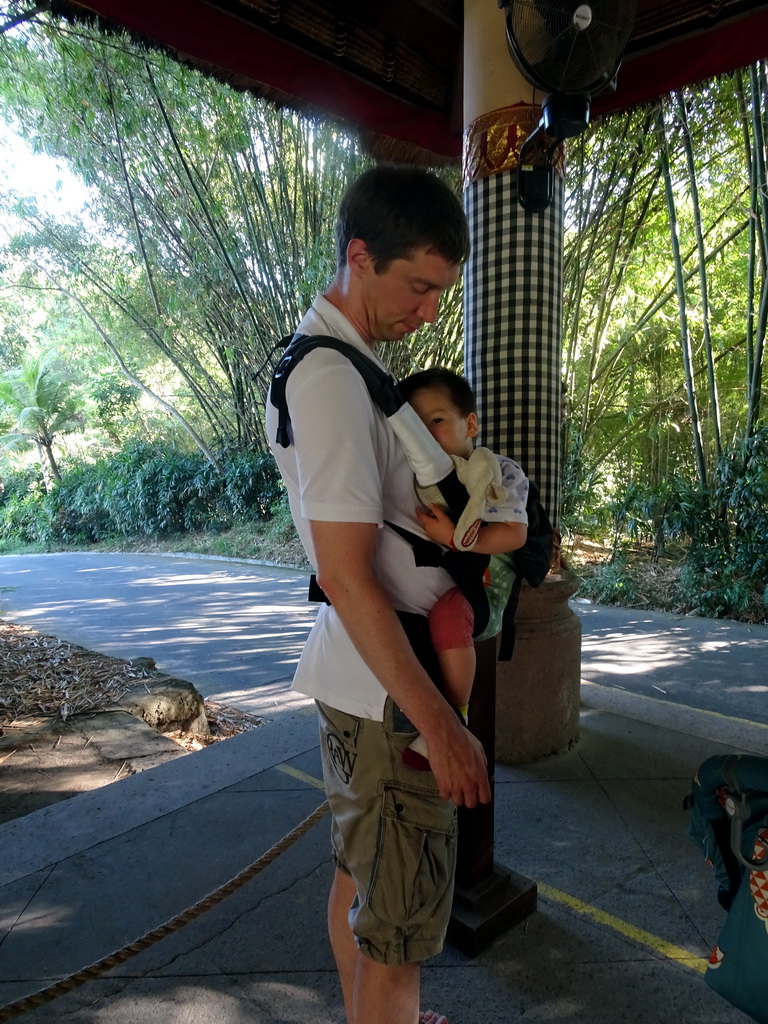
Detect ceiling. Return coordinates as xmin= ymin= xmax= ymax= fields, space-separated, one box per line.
xmin=53 ymin=0 xmax=768 ymax=160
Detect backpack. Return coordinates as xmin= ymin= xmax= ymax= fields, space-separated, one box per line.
xmin=269 ymin=333 xmax=554 ymax=661
xmin=474 ymin=479 xmax=553 ymax=659
xmin=685 ymin=754 xmax=768 ymax=1023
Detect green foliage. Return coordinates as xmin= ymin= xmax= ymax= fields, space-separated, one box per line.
xmin=577 ymin=554 xmax=639 ymax=607
xmin=677 ymin=547 xmax=761 ymax=621
xmin=222 ymin=449 xmax=282 ymax=520
xmin=577 ymin=428 xmax=768 ymax=622
xmin=562 ymin=71 xmax=767 ymax=515
xmin=559 ymin=69 xmax=767 ymax=621
xmin=0 ymin=349 xmax=83 ymax=484
xmin=676 ymin=427 xmax=768 ymax=621
xmin=0 ymin=441 xmax=283 ymax=544
xmin=0 ymin=17 xmax=374 ymax=450
xmin=0 ymin=485 xmax=49 ymax=543
xmin=87 ymin=370 xmax=140 ymax=441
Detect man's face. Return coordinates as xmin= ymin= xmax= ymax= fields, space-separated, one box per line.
xmin=408 ymin=386 xmax=478 ymax=460
xmin=358 ymin=246 xmax=461 ymax=343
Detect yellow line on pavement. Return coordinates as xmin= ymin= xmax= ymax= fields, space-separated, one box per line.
xmin=273 ymin=764 xmax=709 ymax=974
xmin=537 ymin=882 xmax=707 ymax=974
xmin=275 ymin=763 xmax=326 ymax=790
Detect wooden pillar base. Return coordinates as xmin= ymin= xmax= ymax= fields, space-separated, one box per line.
xmin=448 ymin=637 xmax=537 ymax=954
xmin=448 ymin=863 xmax=537 ymax=957
xmin=496 ymin=572 xmax=582 ymax=763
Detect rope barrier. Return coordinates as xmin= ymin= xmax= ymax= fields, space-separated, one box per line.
xmin=0 ymin=799 xmax=329 ymax=1022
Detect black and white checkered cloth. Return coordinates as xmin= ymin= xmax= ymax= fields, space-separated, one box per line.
xmin=464 ymin=169 xmax=563 ymax=525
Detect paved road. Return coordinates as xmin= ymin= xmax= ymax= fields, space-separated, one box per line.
xmin=2 ymin=552 xmax=767 ymax=723
xmin=575 ymin=599 xmax=768 ymax=726
xmin=0 ymin=551 xmax=316 ymax=716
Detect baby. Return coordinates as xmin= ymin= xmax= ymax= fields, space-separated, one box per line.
xmin=397 ymin=368 xmax=529 ymax=770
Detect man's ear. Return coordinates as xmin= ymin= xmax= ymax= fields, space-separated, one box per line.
xmin=467 ymin=412 xmax=479 ymax=438
xmin=346 ymin=238 xmax=373 ymax=278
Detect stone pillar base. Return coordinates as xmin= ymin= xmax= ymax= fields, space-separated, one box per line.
xmin=496 ymin=571 xmax=582 ymax=763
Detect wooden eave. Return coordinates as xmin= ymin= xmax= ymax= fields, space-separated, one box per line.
xmin=50 ymin=0 xmax=768 ymax=159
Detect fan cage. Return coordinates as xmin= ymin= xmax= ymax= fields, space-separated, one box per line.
xmin=505 ymin=0 xmax=636 ymax=96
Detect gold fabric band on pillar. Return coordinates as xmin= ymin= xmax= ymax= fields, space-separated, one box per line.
xmin=463 ymin=103 xmax=565 ymax=188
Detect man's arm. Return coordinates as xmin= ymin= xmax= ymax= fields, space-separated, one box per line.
xmin=310 ymin=517 xmax=491 ymax=808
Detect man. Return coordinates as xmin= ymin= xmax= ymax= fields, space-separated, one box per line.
xmin=267 ymin=166 xmax=491 ymax=1024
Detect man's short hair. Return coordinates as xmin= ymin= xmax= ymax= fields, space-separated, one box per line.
xmin=399 ymin=367 xmax=477 ymax=418
xmin=335 ymin=165 xmax=470 ymax=272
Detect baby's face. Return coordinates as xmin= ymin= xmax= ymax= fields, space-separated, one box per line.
xmin=408 ymin=386 xmax=477 ymax=459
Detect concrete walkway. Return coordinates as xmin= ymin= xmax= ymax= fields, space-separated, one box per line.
xmin=1 ymin=553 xmax=767 ymax=1023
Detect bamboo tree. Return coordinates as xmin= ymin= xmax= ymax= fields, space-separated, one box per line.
xmin=746 ymin=62 xmax=768 ymax=437
xmin=676 ymin=90 xmax=722 ymax=457
xmin=735 ymin=68 xmax=758 ymax=396
xmin=658 ymin=106 xmax=707 ymax=488
xmin=0 ymin=19 xmax=367 ymax=449
xmin=63 ymin=279 xmax=223 ymax=474
xmin=0 ymin=2 xmax=46 ymax=34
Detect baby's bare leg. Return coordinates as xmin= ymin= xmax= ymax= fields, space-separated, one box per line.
xmin=403 ymin=645 xmax=475 ymax=771
xmin=437 ymin=646 xmax=476 ymax=716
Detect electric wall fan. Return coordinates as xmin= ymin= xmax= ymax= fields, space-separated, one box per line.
xmin=498 ymin=0 xmax=637 ymax=211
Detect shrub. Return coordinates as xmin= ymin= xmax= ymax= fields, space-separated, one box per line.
xmin=48 ymin=462 xmax=116 ymax=543
xmin=673 ymin=429 xmax=768 ymax=622
xmin=576 ymin=554 xmax=639 ymax=606
xmin=0 ymin=488 xmax=52 ymax=543
xmin=0 ymin=441 xmax=285 ymax=544
xmin=222 ymin=450 xmax=282 ymax=520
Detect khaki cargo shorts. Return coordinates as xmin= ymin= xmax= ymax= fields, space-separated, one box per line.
xmin=316 ymin=699 xmax=458 ymax=966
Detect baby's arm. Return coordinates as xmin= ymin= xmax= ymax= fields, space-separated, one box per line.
xmin=471 ymin=519 xmax=526 ymax=555
xmin=416 ymin=504 xmax=527 ymax=554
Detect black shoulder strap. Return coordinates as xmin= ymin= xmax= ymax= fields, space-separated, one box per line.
xmin=498 ymin=574 xmax=524 ymax=661
xmin=385 ymin=519 xmax=491 ymax=640
xmin=270 ymin=333 xmax=404 ymax=447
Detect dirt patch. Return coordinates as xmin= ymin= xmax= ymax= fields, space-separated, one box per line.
xmin=0 ymin=621 xmax=264 ymax=825
xmin=0 ymin=712 xmax=163 ymax=824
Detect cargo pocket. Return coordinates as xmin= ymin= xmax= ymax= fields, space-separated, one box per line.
xmin=317 ymin=701 xmax=361 ymax=787
xmin=366 ymin=782 xmax=457 ymax=928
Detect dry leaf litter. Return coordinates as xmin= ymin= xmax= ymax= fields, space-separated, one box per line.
xmin=0 ymin=621 xmax=263 ymax=746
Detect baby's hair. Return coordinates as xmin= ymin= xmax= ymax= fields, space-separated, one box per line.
xmin=399 ymin=368 xmax=476 ymax=418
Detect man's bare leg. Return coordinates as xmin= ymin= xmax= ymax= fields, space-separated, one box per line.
xmin=354 ymin=955 xmax=420 ymax=1024
xmin=328 ymin=868 xmax=358 ymax=1023
xmin=327 ymin=867 xmax=447 ymax=1024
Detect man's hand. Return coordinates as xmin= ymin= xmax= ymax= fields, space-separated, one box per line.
xmin=423 ymin=717 xmax=491 ymax=808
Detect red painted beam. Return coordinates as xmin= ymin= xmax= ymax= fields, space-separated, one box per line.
xmin=595 ymin=10 xmax=768 ymax=116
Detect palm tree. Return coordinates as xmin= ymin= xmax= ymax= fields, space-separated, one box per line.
xmin=0 ymin=351 xmax=82 ymax=489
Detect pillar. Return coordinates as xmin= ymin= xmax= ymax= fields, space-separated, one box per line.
xmin=462 ymin=2 xmax=581 ymax=761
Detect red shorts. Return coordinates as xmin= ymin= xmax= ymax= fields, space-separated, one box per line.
xmin=428 ymin=586 xmax=474 ymax=652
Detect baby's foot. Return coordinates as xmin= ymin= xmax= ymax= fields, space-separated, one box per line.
xmin=402 ymin=733 xmax=431 ymax=771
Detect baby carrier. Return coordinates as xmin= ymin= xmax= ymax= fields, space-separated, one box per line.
xmin=685 ymin=753 xmax=768 ymax=1023
xmin=270 ymin=333 xmax=553 ymax=660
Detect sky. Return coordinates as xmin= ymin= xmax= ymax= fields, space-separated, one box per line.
xmin=0 ymin=121 xmax=91 ymax=219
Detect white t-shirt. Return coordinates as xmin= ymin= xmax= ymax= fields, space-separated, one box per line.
xmin=266 ymin=296 xmax=454 ymax=720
